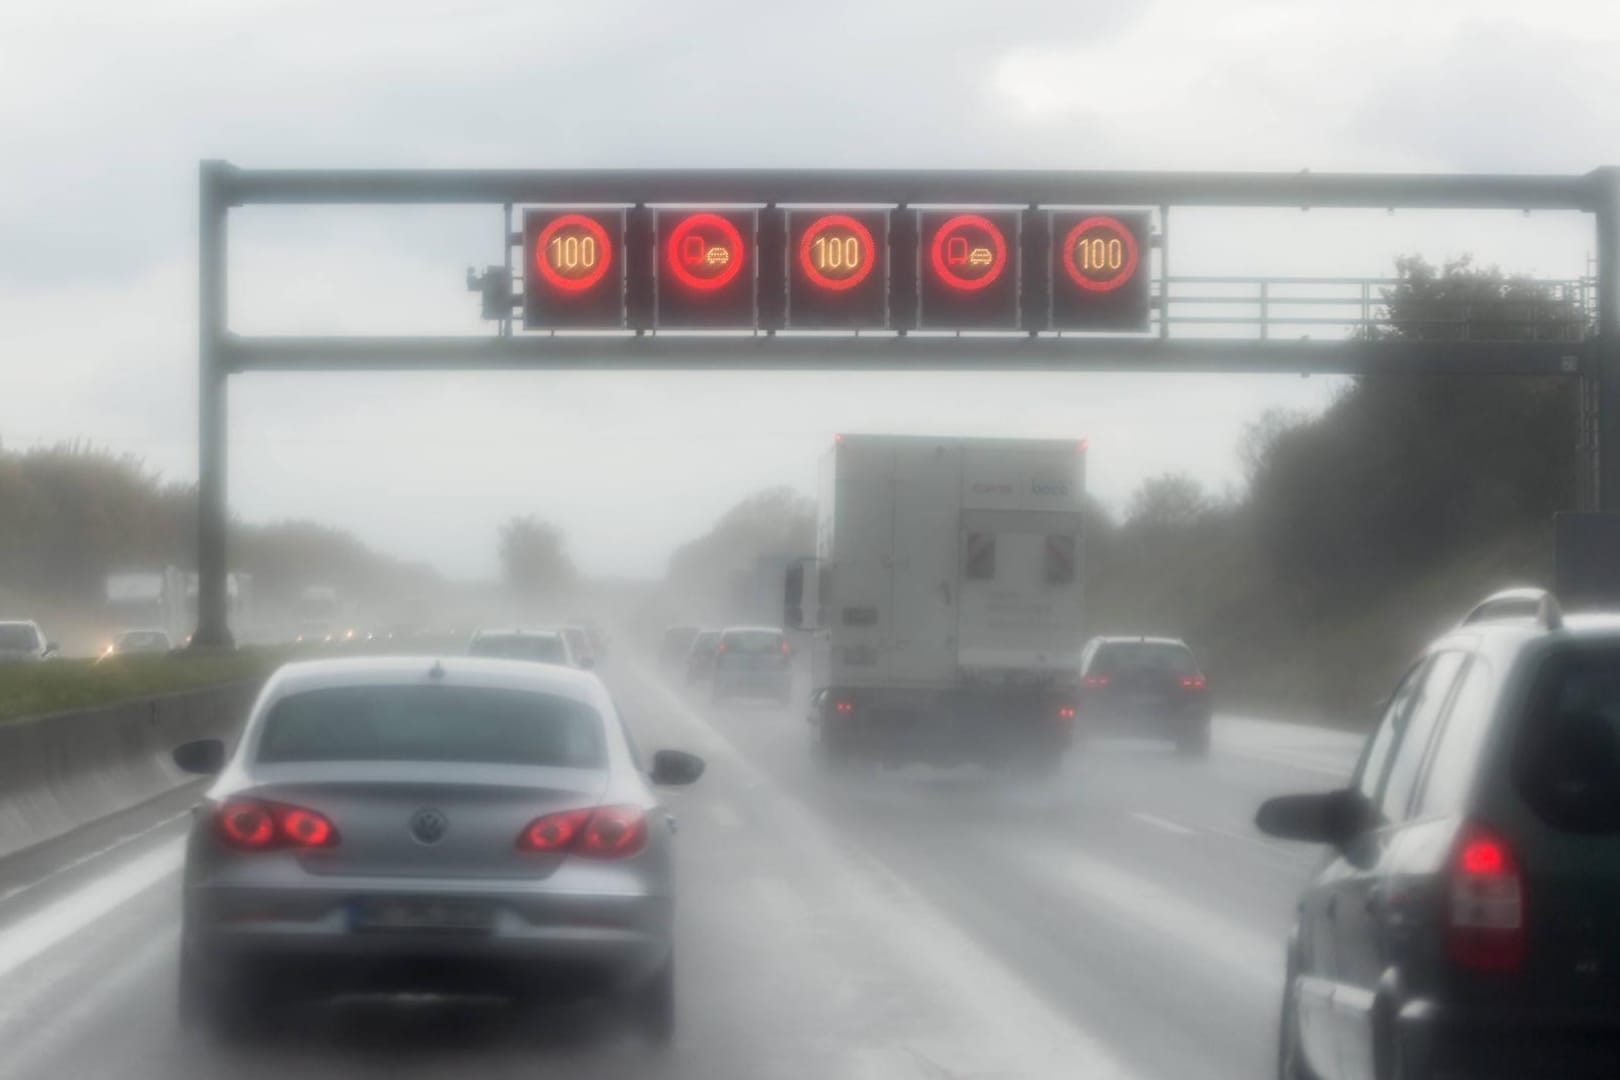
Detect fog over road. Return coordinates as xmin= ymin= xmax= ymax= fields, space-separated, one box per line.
xmin=0 ymin=653 xmax=1360 ymax=1080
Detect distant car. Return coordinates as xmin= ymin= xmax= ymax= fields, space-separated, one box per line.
xmin=684 ymin=630 xmax=721 ymax=686
xmin=0 ymin=620 xmax=55 ymax=663
xmin=711 ymin=626 xmax=792 ymax=705
xmin=108 ymin=628 xmax=174 ymax=656
xmin=559 ymin=626 xmax=596 ymax=669
xmin=1261 ymin=589 xmax=1620 ymax=1080
xmin=467 ymin=629 xmax=576 ymax=667
xmin=659 ymin=626 xmax=699 ymax=672
xmin=171 ymin=656 xmax=706 ymax=1041
xmin=570 ymin=620 xmax=610 ymax=660
xmin=1077 ymin=636 xmax=1211 ymax=755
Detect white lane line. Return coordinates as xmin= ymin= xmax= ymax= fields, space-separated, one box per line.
xmin=1129 ymin=811 xmax=1195 ymax=836
xmin=1215 ymin=746 xmax=1351 ymax=780
xmin=634 ymin=660 xmax=1141 ymax=1080
xmin=0 ymin=809 xmax=191 ymax=909
xmin=1008 ymin=836 xmax=1283 ymax=992
xmin=707 ymin=801 xmax=743 ymax=830
xmin=0 ymin=927 xmax=178 ymax=1080
xmin=0 ymin=839 xmax=182 ymax=980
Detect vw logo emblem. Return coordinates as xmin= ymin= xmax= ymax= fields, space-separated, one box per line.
xmin=410 ymin=808 xmax=448 ymax=844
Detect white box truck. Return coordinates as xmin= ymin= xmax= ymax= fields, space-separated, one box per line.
xmin=789 ymin=434 xmax=1087 ymax=769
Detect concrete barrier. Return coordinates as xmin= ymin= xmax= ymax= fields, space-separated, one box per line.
xmin=0 ymin=681 xmax=261 ymax=862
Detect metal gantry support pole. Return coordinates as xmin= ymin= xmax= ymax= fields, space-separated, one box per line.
xmin=192 ymin=160 xmax=234 ymax=649
xmin=1597 ymin=166 xmax=1620 ymax=512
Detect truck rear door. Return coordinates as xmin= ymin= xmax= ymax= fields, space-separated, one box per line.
xmin=956 ymin=509 xmax=1082 ymax=675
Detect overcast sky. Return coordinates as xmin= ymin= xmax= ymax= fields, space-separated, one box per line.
xmin=2 ymin=0 xmax=1616 ymax=580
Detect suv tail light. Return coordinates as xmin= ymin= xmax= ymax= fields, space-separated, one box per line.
xmin=1447 ymin=822 xmax=1525 ymax=972
xmin=518 ymin=805 xmax=647 ymax=859
xmin=1083 ymin=674 xmax=1109 ymax=689
xmin=216 ymin=799 xmax=339 ymax=851
xmin=1180 ymin=674 xmax=1207 ymax=690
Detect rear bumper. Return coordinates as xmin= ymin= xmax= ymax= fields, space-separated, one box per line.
xmin=821 ymin=686 xmax=1074 ymax=762
xmin=1080 ymin=695 xmax=1209 ymax=735
xmin=184 ymin=883 xmax=672 ymax=992
xmin=1398 ymin=998 xmax=1620 ymax=1079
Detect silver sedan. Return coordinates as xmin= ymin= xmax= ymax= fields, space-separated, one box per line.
xmin=171 ymin=655 xmax=704 ymax=1041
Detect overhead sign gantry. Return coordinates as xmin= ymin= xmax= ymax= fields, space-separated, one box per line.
xmin=192 ymin=163 xmax=1620 ymax=647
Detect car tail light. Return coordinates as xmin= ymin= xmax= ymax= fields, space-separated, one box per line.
xmin=1447 ymin=822 xmax=1524 ymax=972
xmin=833 ymin=700 xmax=854 ymax=714
xmin=1083 ymin=674 xmax=1109 ymax=689
xmin=578 ymin=805 xmax=647 ymax=858
xmin=780 ymin=640 xmax=790 ymax=656
xmin=716 ymin=642 xmax=728 ymax=656
xmin=216 ymin=799 xmax=339 ymax=851
xmin=518 ymin=808 xmax=592 ymax=852
xmin=517 ymin=805 xmax=646 ymax=859
xmin=1180 ymin=675 xmax=1207 ymax=690
xmin=1057 ymin=705 xmax=1077 ymax=721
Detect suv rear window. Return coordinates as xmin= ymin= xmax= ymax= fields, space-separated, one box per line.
xmin=1092 ymin=642 xmax=1197 ymax=675
xmin=722 ymin=629 xmax=784 ymax=653
xmin=257 ymin=685 xmax=605 ymax=768
xmin=1514 ymin=646 xmax=1620 ymax=833
xmin=469 ymin=634 xmax=567 ymax=664
xmin=0 ymin=625 xmax=39 ymax=651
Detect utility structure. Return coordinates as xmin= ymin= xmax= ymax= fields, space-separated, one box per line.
xmin=192 ymin=162 xmax=1620 ymax=647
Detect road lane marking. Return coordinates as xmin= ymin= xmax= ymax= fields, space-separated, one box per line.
xmin=0 ymin=809 xmax=190 ymax=909
xmin=1129 ymin=811 xmax=1194 ymax=836
xmin=632 ymin=658 xmax=1142 ymax=1080
xmin=1008 ymin=836 xmax=1282 ymax=992
xmin=707 ymin=801 xmax=743 ymax=830
xmin=0 ymin=839 xmax=182 ymax=980
xmin=0 ymin=927 xmax=177 ymax=1080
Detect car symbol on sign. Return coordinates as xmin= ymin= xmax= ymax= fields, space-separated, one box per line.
xmin=705 ymin=247 xmax=730 ymax=266
xmin=967 ymin=247 xmax=993 ymax=267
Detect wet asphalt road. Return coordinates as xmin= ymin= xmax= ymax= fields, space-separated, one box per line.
xmin=0 ymin=654 xmax=1360 ymax=1080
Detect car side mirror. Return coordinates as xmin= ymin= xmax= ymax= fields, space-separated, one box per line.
xmin=1256 ymin=789 xmax=1369 ymax=848
xmin=173 ymin=738 xmax=226 ymax=776
xmin=650 ymin=749 xmax=705 ymax=786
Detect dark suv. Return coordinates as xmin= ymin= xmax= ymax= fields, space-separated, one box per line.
xmin=1261 ymin=590 xmax=1620 ymax=1079
xmin=1077 ymin=636 xmax=1212 ymax=754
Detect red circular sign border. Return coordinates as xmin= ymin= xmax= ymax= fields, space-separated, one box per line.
xmin=666 ymin=212 xmax=747 ymax=292
xmin=798 ymin=213 xmax=878 ymax=293
xmin=928 ymin=213 xmax=1008 ymax=293
xmin=1061 ymin=215 xmax=1140 ymax=294
xmin=533 ymin=213 xmax=613 ymax=294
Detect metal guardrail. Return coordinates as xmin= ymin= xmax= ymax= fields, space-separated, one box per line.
xmin=1155 ymin=276 xmax=1595 ymax=342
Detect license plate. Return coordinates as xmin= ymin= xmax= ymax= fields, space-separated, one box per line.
xmin=349 ymin=897 xmax=494 ymax=934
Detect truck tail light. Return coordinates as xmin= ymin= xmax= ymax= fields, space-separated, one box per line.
xmin=1057 ymin=705 xmax=1077 ymax=721
xmin=1447 ymin=822 xmax=1525 ymax=973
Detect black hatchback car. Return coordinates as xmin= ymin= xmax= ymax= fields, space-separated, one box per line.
xmin=1077 ymin=636 xmax=1212 ymax=755
xmin=1260 ymin=590 xmax=1620 ymax=1079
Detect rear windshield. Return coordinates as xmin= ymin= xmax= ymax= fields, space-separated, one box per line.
xmin=1092 ymin=642 xmax=1197 ymax=675
xmin=1514 ymin=646 xmax=1620 ymax=833
xmin=722 ymin=629 xmax=783 ymax=653
xmin=469 ymin=634 xmax=567 ymax=664
xmin=0 ymin=625 xmax=39 ymax=650
xmin=256 ymin=685 xmax=605 ymax=768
